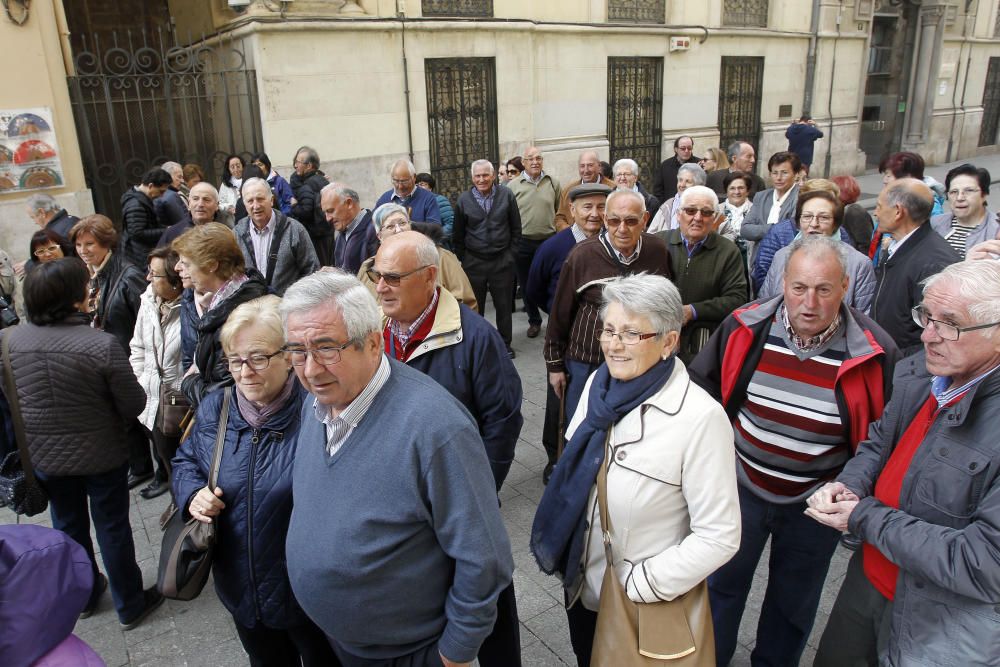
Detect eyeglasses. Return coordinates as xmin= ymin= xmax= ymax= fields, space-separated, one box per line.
xmin=524 ymin=156 xmax=543 ymax=163
xmin=391 ymin=177 xmax=414 ymax=186
xmin=226 ymin=349 xmax=285 ymax=373
xmin=800 ymin=213 xmax=835 ymax=224
xmin=947 ymin=187 xmax=980 ymax=198
xmin=605 ymin=217 xmax=643 ymax=228
xmin=366 ymin=264 xmax=431 ymax=287
xmin=911 ymin=306 xmax=1000 ymax=341
xmin=33 ymin=245 xmax=61 ymax=257
xmin=379 ymin=220 xmax=410 ymax=235
xmin=283 ymin=341 xmax=355 ymax=367
xmin=681 ymin=207 xmax=717 ymax=219
xmin=596 ymin=329 xmax=660 ymax=345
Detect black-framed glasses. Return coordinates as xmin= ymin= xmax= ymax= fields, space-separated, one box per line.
xmin=911 ymin=306 xmax=1000 ymax=341
xmin=283 ymin=341 xmax=355 ymax=367
xmin=596 ymin=329 xmax=660 ymax=345
xmin=681 ymin=207 xmax=717 ymax=219
xmin=226 ymin=350 xmax=285 ymax=373
xmin=366 ymin=265 xmax=431 ymax=287
xmin=605 ymin=217 xmax=643 ymax=228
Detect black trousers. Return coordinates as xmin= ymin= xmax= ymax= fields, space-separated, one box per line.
xmin=463 ymin=252 xmax=515 ymax=348
xmin=234 ymin=618 xmax=340 ymax=667
xmin=515 ymin=237 xmax=547 ymax=326
xmin=479 ymin=581 xmax=522 ymax=667
xmin=127 ymin=419 xmax=154 ymax=477
xmin=565 ymin=600 xmax=598 ymax=667
xmin=150 ymin=425 xmax=180 ymax=486
xmin=541 ymin=381 xmax=563 ymax=466
xmin=330 ymin=641 xmax=441 ymax=667
xmin=814 ymin=550 xmax=892 ymax=667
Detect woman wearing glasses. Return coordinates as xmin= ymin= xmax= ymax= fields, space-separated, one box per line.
xmin=172 ymin=295 xmax=338 ymax=667
xmin=11 ymin=228 xmax=74 ymax=320
xmin=532 ymin=273 xmax=740 ymax=667
xmin=930 ymin=164 xmax=998 ymax=259
xmin=172 ymin=222 xmax=268 ymax=407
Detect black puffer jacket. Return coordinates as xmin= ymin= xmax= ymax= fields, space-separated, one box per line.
xmin=94 ymin=251 xmax=146 ymax=353
xmin=181 ymin=270 xmax=269 ymax=407
xmin=289 ymin=170 xmax=330 ymax=242
xmin=120 ymin=188 xmax=164 ymax=267
xmin=3 ymin=314 xmax=145 ymax=476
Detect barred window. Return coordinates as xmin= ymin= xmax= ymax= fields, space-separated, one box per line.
xmin=722 ymin=0 xmax=769 ymax=28
xmin=421 ymin=0 xmax=493 ymax=18
xmin=608 ymin=0 xmax=666 ymax=24
xmin=994 ymin=1 xmax=1000 ymax=38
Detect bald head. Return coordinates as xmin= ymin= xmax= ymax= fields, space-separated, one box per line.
xmin=876 ymin=177 xmax=934 ymax=237
xmin=373 ymin=231 xmax=440 ymax=324
xmin=524 ymin=146 xmax=543 ymax=179
xmin=188 ymin=181 xmax=220 ymax=224
xmin=579 ymin=150 xmax=602 ymax=183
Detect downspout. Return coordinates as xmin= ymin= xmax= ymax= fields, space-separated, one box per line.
xmin=397 ymin=1 xmax=414 ymax=163
xmin=823 ymin=2 xmax=843 ymax=178
xmin=946 ymin=0 xmax=976 ymax=162
xmin=802 ymin=0 xmax=823 ymax=115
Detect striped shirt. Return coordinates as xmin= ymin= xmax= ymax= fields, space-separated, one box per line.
xmin=734 ymin=318 xmax=849 ymax=502
xmin=945 ymin=217 xmax=971 ymax=258
xmin=313 ymin=354 xmax=391 ymax=456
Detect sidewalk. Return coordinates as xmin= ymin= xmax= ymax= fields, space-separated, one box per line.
xmin=853 ymin=152 xmax=1000 ymax=210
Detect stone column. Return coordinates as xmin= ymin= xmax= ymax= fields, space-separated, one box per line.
xmin=902 ymin=1 xmax=947 ymax=148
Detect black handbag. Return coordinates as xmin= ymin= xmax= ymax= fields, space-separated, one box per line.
xmin=0 ymin=331 xmax=48 ymax=517
xmin=154 ymin=350 xmax=190 ymax=438
xmin=156 ymin=390 xmax=230 ymax=601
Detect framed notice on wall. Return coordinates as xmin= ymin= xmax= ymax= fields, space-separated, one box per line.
xmin=0 ymin=107 xmax=64 ymax=193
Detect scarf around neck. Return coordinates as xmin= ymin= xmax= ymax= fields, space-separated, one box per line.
xmin=530 ymin=356 xmax=675 ymax=585
xmin=235 ymin=372 xmax=296 ymax=429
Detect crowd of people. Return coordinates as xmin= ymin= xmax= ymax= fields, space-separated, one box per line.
xmin=1 ymin=133 xmax=999 ymax=667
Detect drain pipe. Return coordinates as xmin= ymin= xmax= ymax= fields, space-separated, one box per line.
xmin=398 ymin=0 xmax=415 ymax=163
xmin=802 ymin=0 xmax=822 ymax=115
xmin=823 ymin=1 xmax=843 ymax=178
xmin=946 ymin=0 xmax=975 ymax=162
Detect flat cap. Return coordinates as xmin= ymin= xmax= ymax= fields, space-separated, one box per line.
xmin=568 ymin=182 xmax=613 ymax=202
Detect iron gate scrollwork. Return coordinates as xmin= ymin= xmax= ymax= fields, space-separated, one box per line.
xmin=722 ymin=0 xmax=770 ymax=27
xmin=607 ymin=57 xmax=663 ymax=186
xmin=979 ymin=57 xmax=1000 ymax=147
xmin=607 ymin=0 xmax=666 ymax=23
xmin=425 ymin=58 xmax=500 ymax=204
xmin=718 ymin=56 xmax=765 ymax=158
xmin=67 ymin=29 xmax=263 ymax=221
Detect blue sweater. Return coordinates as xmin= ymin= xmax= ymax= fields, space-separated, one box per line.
xmin=526 ymin=226 xmax=578 ymax=314
xmin=375 ymin=186 xmax=442 ymax=224
xmin=285 ymin=358 xmax=513 ymax=663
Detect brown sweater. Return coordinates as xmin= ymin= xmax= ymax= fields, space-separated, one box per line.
xmin=544 ymin=233 xmax=672 ymax=371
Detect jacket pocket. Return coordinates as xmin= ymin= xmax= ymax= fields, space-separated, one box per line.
xmin=897 ymin=579 xmax=1000 ymax=666
xmin=910 ymin=438 xmax=990 ymax=526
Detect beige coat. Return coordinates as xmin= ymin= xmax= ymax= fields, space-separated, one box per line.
xmin=357 ymin=246 xmax=478 ymax=312
xmin=569 ymin=360 xmax=741 ymax=611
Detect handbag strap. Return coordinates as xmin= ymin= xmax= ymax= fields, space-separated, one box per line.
xmin=207 ymin=390 xmax=232 ymax=489
xmin=1 ymin=332 xmax=38 ymax=489
xmin=595 ymin=429 xmax=616 ymax=566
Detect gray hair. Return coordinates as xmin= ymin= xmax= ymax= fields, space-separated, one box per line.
xmin=680 ymin=185 xmax=720 ymax=213
xmin=410 ymin=231 xmax=441 ymax=267
xmin=726 ymin=141 xmax=746 ymax=162
xmin=784 ymin=235 xmax=849 ymax=279
xmin=26 ymin=193 xmax=58 ymax=212
xmin=161 ymin=161 xmax=182 ymax=174
xmin=372 ymin=202 xmax=409 ymax=231
xmin=600 ymin=273 xmax=684 ymax=337
xmin=470 ymin=159 xmax=495 ymax=178
xmin=922 ymin=260 xmax=1000 ymax=332
xmin=190 ymin=182 xmax=219 ymax=200
xmin=612 ymin=158 xmax=640 ymax=178
xmin=391 ymin=159 xmax=416 ymax=177
xmin=884 ymin=180 xmax=933 ymax=224
xmin=241 ymin=177 xmax=272 ymax=196
xmin=579 ymin=149 xmax=601 ymax=164
xmin=677 ymin=163 xmax=707 ymax=185
xmin=280 ymin=271 xmax=381 ymax=344
xmin=606 ymin=188 xmax=646 ymax=214
xmin=296 ymin=146 xmax=320 ymax=169
xmin=322 ymin=183 xmax=360 ymax=205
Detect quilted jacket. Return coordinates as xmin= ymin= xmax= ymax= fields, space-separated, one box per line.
xmin=3 ymin=314 xmax=145 ymax=476
xmin=172 ymin=381 xmax=310 ymax=628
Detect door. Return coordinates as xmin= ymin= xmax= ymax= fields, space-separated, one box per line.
xmin=718 ymin=56 xmax=765 ymax=157
xmin=979 ymin=57 xmax=1000 ymax=147
xmin=607 ymin=57 xmax=664 ymax=187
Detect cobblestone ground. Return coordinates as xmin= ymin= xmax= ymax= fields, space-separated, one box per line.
xmin=2 ymin=307 xmax=850 ymax=666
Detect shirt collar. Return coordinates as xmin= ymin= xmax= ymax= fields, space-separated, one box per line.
xmin=570 ymin=224 xmax=588 ymax=243
xmin=344 ymin=209 xmax=366 ymax=237
xmin=780 ymin=303 xmax=842 ymax=352
xmin=313 ymin=353 xmax=391 ymax=425
xmin=522 ymin=171 xmax=545 ymax=185
xmin=250 ymin=211 xmax=276 ymax=234
xmin=599 ymin=228 xmax=642 ymax=265
xmin=887 ymin=226 xmax=918 ymax=257
xmin=388 ymin=287 xmax=440 ymax=347
xmin=931 ymin=362 xmax=1000 ymax=404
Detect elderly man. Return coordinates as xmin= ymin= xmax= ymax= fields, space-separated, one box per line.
xmin=545 ymin=188 xmax=671 ymax=430
xmin=233 ymin=178 xmax=319 ymax=296
xmin=688 ymin=235 xmax=900 ymax=667
xmin=26 ymin=193 xmax=78 ymax=240
xmin=374 ymin=159 xmax=441 ymax=224
xmin=320 ymin=183 xmax=378 ymax=276
xmin=612 ymin=158 xmax=659 ymax=216
xmin=120 ymin=167 xmax=173 ymax=267
xmin=870 ymin=178 xmax=960 ymax=355
xmin=154 ymin=161 xmax=191 ymax=228
xmin=290 ymin=146 xmax=332 ymax=265
xmin=652 ymin=135 xmax=699 ymax=201
xmin=553 ymin=150 xmax=615 ymax=231
xmin=157 ymin=182 xmax=219 ymax=248
xmin=706 ymin=140 xmax=766 ymax=197
xmin=655 ymin=185 xmax=748 ymax=363
xmin=527 ymin=182 xmax=611 ymax=482
xmin=281 ymin=271 xmax=514 ymax=667
xmin=372 ymin=231 xmax=523 ymax=666
xmin=453 ymin=159 xmax=521 ymax=355
xmin=508 ymin=146 xmax=562 ymax=338
xmin=807 ymin=260 xmax=1000 ymax=666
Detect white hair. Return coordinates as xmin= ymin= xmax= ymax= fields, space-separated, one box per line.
xmin=322 ymin=182 xmax=360 ymax=204
xmin=241 ymin=177 xmax=272 ymax=196
xmin=613 ymin=159 xmax=640 ymax=177
xmin=679 ymin=185 xmax=719 ymax=213
xmin=677 ymin=163 xmax=707 ymax=185
xmin=785 ymin=235 xmax=849 ymax=279
xmin=372 ymin=202 xmax=409 ymax=231
xmin=470 ymin=159 xmax=495 ymax=177
xmin=27 ymin=193 xmax=58 ymax=212
xmin=600 ymin=273 xmax=683 ymax=336
xmin=606 ymin=188 xmax=646 ymax=214
xmin=190 ymin=182 xmax=219 ymax=200
xmin=923 ymin=260 xmax=1000 ymax=331
xmin=161 ymin=161 xmax=182 ymax=174
xmin=280 ymin=271 xmax=381 ymax=343
xmin=391 ymin=159 xmax=416 ymax=177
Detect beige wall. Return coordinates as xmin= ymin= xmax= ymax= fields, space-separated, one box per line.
xmin=0 ymin=0 xmax=92 ymax=260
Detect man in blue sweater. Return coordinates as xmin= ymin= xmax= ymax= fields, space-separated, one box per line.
xmin=280 ymin=271 xmax=514 ymax=667
xmin=374 ymin=159 xmax=442 ymax=224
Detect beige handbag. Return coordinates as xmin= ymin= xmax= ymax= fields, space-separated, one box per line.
xmin=591 ymin=433 xmax=715 ymax=666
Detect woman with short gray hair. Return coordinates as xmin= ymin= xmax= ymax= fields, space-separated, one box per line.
xmin=648 ymin=163 xmax=708 ymax=233
xmin=532 ymin=273 xmax=740 ymax=666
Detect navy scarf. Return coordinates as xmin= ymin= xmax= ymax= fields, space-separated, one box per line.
xmin=530 ymin=357 xmax=675 ymax=585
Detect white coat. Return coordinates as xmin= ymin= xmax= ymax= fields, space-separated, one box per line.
xmin=129 ymin=285 xmax=183 ymax=431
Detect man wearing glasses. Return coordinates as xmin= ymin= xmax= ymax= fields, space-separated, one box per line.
xmin=280 ymin=270 xmax=513 ymax=667
xmin=688 ymin=235 xmax=899 ymax=667
xmin=807 ymin=259 xmax=1000 ymax=666
xmin=544 ymin=189 xmax=671 ymax=435
xmin=289 ymin=146 xmax=332 ymax=266
xmin=373 ymin=158 xmax=442 ymax=225
xmin=655 ymin=184 xmax=748 ymax=363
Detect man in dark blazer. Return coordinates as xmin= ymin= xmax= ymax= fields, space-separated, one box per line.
xmin=706 ymin=141 xmax=767 ymax=198
xmin=320 ymin=183 xmax=378 ymax=276
xmin=652 ymin=135 xmax=699 ymax=201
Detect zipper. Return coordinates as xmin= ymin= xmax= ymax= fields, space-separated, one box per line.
xmin=871 ymin=260 xmax=889 ymax=321
xmin=247 ymin=428 xmax=262 ymax=621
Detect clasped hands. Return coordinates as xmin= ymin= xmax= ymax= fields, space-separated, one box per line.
xmin=804 ymin=481 xmax=860 ymax=533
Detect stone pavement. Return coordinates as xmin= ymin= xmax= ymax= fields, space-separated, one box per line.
xmin=0 ymin=305 xmax=852 ymax=667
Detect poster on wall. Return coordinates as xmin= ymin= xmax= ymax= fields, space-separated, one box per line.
xmin=0 ymin=107 xmax=64 ymax=193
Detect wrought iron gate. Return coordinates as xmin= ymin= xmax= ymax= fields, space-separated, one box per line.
xmin=979 ymin=57 xmax=1000 ymax=147
xmin=425 ymin=58 xmax=499 ymax=203
xmin=67 ymin=29 xmax=263 ymax=220
xmin=607 ymin=57 xmax=663 ymax=186
xmin=718 ymin=56 xmax=765 ymax=156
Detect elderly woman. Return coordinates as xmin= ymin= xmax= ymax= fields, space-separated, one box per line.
xmin=4 ymin=257 xmax=162 ymax=628
xmin=357 ymin=203 xmax=477 ymax=309
xmin=531 ymin=273 xmax=740 ymax=667
xmin=718 ymin=171 xmax=754 ymax=243
xmin=758 ymin=190 xmax=877 ymax=312
xmin=930 ymin=163 xmax=998 ymax=259
xmin=12 ymin=229 xmax=74 ymax=320
xmin=129 ymin=245 xmax=185 ymax=501
xmin=647 ymin=162 xmax=706 ymax=233
xmin=612 ymin=158 xmax=659 ymax=216
xmin=172 ymin=222 xmax=268 ymax=407
xmin=171 ymin=296 xmax=337 ymax=667
xmin=218 ymin=154 xmax=244 ymax=217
